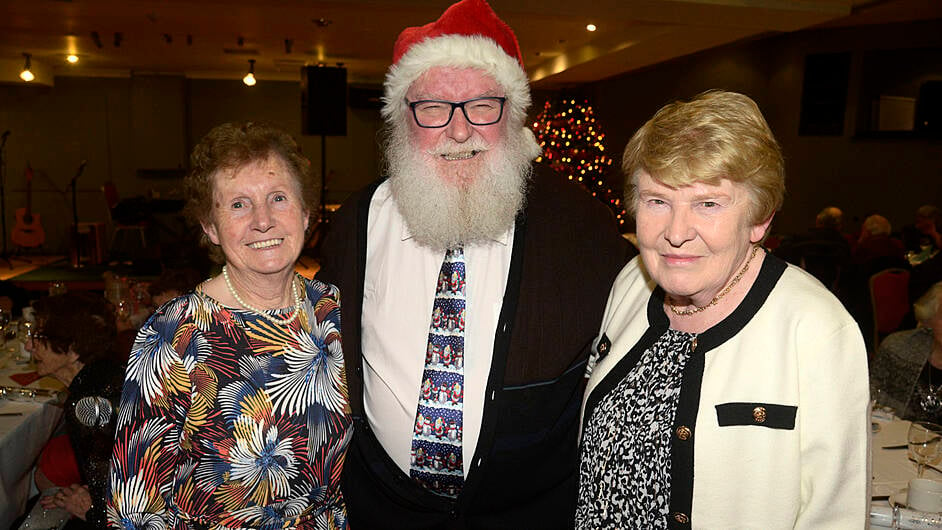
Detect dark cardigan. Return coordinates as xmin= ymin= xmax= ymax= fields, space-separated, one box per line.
xmin=318 ymin=166 xmax=632 ymax=529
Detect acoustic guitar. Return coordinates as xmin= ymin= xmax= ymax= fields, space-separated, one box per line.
xmin=11 ymin=164 xmax=46 ymax=248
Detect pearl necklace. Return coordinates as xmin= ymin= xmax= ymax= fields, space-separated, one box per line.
xmin=667 ymin=245 xmax=760 ymax=316
xmin=222 ymin=265 xmax=302 ymax=326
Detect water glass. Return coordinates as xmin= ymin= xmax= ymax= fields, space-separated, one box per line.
xmin=909 ymin=421 xmax=942 ymax=477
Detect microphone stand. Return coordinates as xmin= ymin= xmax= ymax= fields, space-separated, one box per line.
xmin=69 ymin=161 xmax=87 ymax=269
xmin=0 ymin=131 xmax=11 ymax=269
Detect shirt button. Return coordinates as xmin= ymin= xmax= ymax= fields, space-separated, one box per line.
xmin=753 ymin=406 xmax=767 ymax=423
xmin=675 ymin=425 xmax=692 ymax=441
xmin=673 ymin=512 xmax=690 ymax=524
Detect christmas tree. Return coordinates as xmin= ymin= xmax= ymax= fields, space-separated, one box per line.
xmin=531 ymin=97 xmax=628 ymax=229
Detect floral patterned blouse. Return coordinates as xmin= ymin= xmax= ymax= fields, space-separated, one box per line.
xmin=107 ymin=277 xmax=351 ymax=529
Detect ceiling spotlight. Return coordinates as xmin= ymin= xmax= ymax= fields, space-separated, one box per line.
xmin=67 ymin=54 xmax=79 ymax=64
xmin=20 ymin=53 xmax=34 ymax=82
xmin=586 ymin=23 xmax=597 ymax=32
xmin=243 ymin=59 xmax=257 ymax=86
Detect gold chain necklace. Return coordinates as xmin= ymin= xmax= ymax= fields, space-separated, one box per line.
xmin=222 ymin=265 xmax=302 ymax=325
xmin=667 ymin=245 xmax=760 ymax=317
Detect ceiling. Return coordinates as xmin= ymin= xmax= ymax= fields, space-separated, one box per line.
xmin=1 ymin=0 xmax=940 ymax=88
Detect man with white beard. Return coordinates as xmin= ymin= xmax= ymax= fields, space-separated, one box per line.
xmin=318 ymin=0 xmax=630 ymax=527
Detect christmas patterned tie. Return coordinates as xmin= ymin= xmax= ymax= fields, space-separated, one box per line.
xmin=410 ymin=247 xmax=466 ymax=497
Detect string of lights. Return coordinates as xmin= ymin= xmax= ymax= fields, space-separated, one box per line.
xmin=531 ymin=98 xmax=628 ymax=229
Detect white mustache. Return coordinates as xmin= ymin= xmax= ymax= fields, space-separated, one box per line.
xmin=427 ymin=137 xmax=491 ymax=157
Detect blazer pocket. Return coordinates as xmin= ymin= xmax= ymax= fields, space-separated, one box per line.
xmin=715 ymin=402 xmax=797 ymax=430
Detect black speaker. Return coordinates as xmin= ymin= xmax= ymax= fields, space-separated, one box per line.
xmin=301 ymin=66 xmax=347 ymax=136
xmin=916 ymin=80 xmax=942 ymax=134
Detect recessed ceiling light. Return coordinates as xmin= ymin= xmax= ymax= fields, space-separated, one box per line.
xmin=67 ymin=54 xmax=79 ymax=64
xmin=586 ymin=23 xmax=597 ymax=32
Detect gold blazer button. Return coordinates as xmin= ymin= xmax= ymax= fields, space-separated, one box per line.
xmin=753 ymin=406 xmax=767 ymax=423
xmin=675 ymin=425 xmax=692 ymax=441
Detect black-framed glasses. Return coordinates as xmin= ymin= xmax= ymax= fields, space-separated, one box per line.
xmin=406 ymin=97 xmax=507 ymax=128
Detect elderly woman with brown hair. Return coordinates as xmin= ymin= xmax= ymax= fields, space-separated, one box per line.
xmin=577 ymin=91 xmax=869 ymax=528
xmin=107 ymin=122 xmax=350 ymax=529
xmin=25 ymin=292 xmax=122 ymax=529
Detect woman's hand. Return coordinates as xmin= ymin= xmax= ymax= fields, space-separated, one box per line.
xmin=41 ymin=484 xmax=92 ymax=520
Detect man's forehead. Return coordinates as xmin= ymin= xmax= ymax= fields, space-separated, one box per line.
xmin=407 ymin=66 xmax=502 ymax=100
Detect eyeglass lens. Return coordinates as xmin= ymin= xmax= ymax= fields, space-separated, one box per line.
xmin=411 ymin=97 xmax=505 ymax=128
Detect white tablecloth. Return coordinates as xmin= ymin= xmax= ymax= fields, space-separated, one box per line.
xmin=0 ymin=350 xmax=65 ymax=529
xmin=872 ymin=415 xmax=942 ymax=528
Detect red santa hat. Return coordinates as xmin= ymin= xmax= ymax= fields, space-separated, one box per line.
xmin=382 ymin=0 xmax=532 ymax=126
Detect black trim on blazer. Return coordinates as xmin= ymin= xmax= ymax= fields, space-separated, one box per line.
xmin=668 ymin=252 xmax=786 ymax=529
xmin=582 ymin=252 xmax=789 ymax=528
xmin=458 ymin=204 xmax=528 ymax=512
xmin=581 ymin=290 xmax=669 ymax=435
xmin=715 ymin=402 xmax=797 ymax=430
xmin=352 ymin=178 xmax=385 ymax=387
xmin=348 ymin=179 xmax=532 ymax=516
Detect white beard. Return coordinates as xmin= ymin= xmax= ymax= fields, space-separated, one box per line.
xmin=385 ymin=121 xmax=541 ymax=251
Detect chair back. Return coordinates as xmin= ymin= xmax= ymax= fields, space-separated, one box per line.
xmin=102 ymin=181 xmax=120 ymax=211
xmin=869 ymin=267 xmax=911 ymax=348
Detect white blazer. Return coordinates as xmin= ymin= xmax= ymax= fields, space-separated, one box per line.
xmin=581 ymin=254 xmax=870 ymax=529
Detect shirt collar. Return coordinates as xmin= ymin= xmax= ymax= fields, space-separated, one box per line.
xmin=399 ymin=221 xmax=513 ymax=247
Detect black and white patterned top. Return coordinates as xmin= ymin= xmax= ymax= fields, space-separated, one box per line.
xmin=576 ymin=328 xmax=696 ymax=529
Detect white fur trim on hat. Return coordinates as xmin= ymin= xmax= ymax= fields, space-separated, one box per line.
xmin=382 ymin=34 xmax=531 ymax=127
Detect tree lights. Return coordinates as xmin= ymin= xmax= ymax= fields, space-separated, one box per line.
xmin=532 ymin=98 xmax=628 ymax=228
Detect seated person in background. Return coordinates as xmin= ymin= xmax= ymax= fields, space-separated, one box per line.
xmin=854 ymin=214 xmax=907 ymax=268
xmin=905 ymin=204 xmax=942 ymax=256
xmin=26 ymin=292 xmax=123 ymax=529
xmin=0 ymin=279 xmax=34 ymax=316
xmin=909 ymin=206 xmax=942 ymax=304
xmin=774 ymin=205 xmax=852 ymax=293
xmin=871 ymin=281 xmax=942 ymax=422
xmin=843 ymin=214 xmax=911 ymax=349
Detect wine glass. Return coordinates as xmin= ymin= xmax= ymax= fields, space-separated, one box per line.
xmin=0 ymin=307 xmax=9 ymax=347
xmin=908 ymin=421 xmax=942 ymax=477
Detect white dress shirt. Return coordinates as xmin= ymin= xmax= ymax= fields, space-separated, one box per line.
xmin=362 ymin=181 xmax=513 ymax=476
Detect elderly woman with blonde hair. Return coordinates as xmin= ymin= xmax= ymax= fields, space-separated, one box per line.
xmin=576 ymin=91 xmax=869 ymax=528
xmin=872 ymin=281 xmax=942 ymax=421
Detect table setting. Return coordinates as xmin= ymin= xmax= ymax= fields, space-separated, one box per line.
xmin=872 ymin=409 xmax=942 ymax=529
xmin=0 ymin=309 xmax=66 ymax=530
